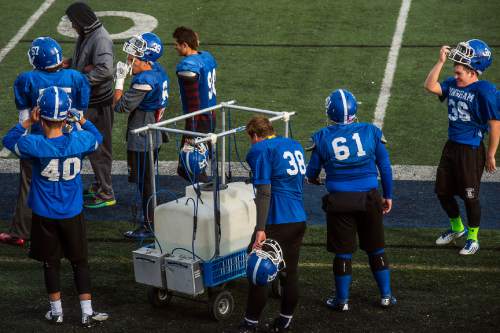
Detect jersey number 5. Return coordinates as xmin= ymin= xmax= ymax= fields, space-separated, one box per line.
xmin=283 ymin=150 xmax=306 ymax=175
xmin=41 ymin=158 xmax=81 ymax=181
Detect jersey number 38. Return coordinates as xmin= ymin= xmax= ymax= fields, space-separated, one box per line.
xmin=283 ymin=150 xmax=306 ymax=175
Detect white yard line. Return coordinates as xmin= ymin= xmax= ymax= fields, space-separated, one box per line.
xmin=0 ymin=0 xmax=57 ymax=159
xmin=0 ymin=0 xmax=56 ymax=63
xmin=0 ymin=159 xmax=499 ymax=182
xmin=373 ymin=0 xmax=412 ymax=129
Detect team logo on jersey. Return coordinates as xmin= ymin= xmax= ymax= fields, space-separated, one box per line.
xmin=465 ymin=187 xmax=475 ymax=199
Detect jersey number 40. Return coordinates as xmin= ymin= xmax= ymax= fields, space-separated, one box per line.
xmin=41 ymin=158 xmax=81 ymax=181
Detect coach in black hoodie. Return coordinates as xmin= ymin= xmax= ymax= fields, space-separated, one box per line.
xmin=64 ymin=2 xmax=116 ymax=208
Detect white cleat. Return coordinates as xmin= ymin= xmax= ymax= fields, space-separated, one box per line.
xmin=459 ymin=240 xmax=479 ymax=255
xmin=435 ymin=228 xmax=467 ymax=245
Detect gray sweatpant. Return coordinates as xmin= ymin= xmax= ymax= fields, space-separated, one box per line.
xmin=86 ymin=103 xmax=114 ymax=197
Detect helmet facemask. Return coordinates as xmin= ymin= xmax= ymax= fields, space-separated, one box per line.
xmin=448 ymin=42 xmax=475 ymax=69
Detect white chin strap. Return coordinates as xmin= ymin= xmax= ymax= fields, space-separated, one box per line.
xmin=128 ymin=58 xmax=135 ymax=75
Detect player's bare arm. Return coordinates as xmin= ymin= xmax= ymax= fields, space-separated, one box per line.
xmin=424 ymin=45 xmax=450 ymax=95
xmin=486 ymin=119 xmax=500 ymax=172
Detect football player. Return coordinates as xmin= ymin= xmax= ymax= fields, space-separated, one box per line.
xmin=113 ymin=32 xmax=169 ymax=240
xmin=306 ymin=89 xmax=396 ymax=311
xmin=172 ymin=26 xmax=217 ymax=182
xmin=424 ymin=39 xmax=500 ymax=255
xmin=239 ymin=116 xmax=307 ymax=333
xmin=0 ymin=37 xmax=90 ymax=247
xmin=2 ymin=87 xmax=108 ymax=327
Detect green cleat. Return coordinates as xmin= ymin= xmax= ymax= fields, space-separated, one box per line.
xmin=84 ymin=193 xmax=116 ymax=209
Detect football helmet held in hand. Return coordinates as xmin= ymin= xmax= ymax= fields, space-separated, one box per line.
xmin=246 ymin=239 xmax=285 ymax=286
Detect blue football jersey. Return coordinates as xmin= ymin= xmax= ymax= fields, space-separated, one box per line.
xmin=176 ymin=51 xmax=217 ymax=113
xmin=306 ymin=123 xmax=393 ymax=198
xmin=14 ymin=69 xmax=90 ymax=134
xmin=2 ymin=121 xmax=102 ymax=219
xmin=246 ymin=136 xmax=307 ymax=225
xmin=131 ymin=62 xmax=170 ymax=111
xmin=440 ymin=77 xmax=500 ymax=146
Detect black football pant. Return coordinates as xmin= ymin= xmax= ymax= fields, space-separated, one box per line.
xmin=245 ymin=222 xmax=306 ymax=321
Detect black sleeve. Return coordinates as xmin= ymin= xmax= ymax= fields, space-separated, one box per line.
xmin=114 ymin=88 xmax=148 ymax=113
xmin=255 ymin=184 xmax=271 ymax=231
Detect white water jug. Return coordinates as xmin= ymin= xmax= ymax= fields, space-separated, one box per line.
xmin=154 ymin=182 xmax=256 ymax=260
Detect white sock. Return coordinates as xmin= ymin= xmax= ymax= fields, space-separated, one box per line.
xmin=50 ymin=299 xmax=62 ymax=315
xmin=80 ymin=300 xmax=93 ymax=316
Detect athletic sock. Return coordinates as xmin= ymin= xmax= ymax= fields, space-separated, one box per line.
xmin=50 ymin=299 xmax=62 ymax=315
xmin=80 ymin=300 xmax=93 ymax=316
xmin=335 ymin=275 xmax=352 ymax=302
xmin=450 ymin=216 xmax=464 ymax=233
xmin=467 ymin=227 xmax=479 ymax=241
xmin=373 ymin=269 xmax=392 ymax=297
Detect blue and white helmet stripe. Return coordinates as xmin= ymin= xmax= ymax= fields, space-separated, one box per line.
xmin=38 ymin=86 xmax=71 ymax=122
xmin=338 ymin=89 xmax=348 ymax=124
xmin=325 ymin=89 xmax=358 ymax=124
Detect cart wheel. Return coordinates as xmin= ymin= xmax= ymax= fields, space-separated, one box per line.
xmin=208 ymin=290 xmax=234 ymax=321
xmin=147 ymin=287 xmax=172 ymax=308
xmin=270 ymin=278 xmax=282 ymax=299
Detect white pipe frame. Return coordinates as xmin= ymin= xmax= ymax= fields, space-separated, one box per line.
xmin=132 ymin=101 xmax=296 ymax=258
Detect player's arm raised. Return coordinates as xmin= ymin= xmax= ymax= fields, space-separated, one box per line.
xmin=424 ymin=45 xmax=450 ymax=96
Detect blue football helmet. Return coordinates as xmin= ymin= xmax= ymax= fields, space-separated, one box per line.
xmin=37 ymin=87 xmax=71 ymax=122
xmin=123 ymin=32 xmax=163 ymax=62
xmin=179 ymin=140 xmax=208 ymax=177
xmin=246 ymin=239 xmax=285 ymax=286
xmin=448 ymin=39 xmax=493 ymax=74
xmin=325 ymin=89 xmax=358 ymax=124
xmin=28 ymin=37 xmax=63 ymax=70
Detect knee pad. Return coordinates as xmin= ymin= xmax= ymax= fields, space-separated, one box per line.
xmin=333 ymin=253 xmax=352 ymax=276
xmin=368 ymin=249 xmax=389 ymax=272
